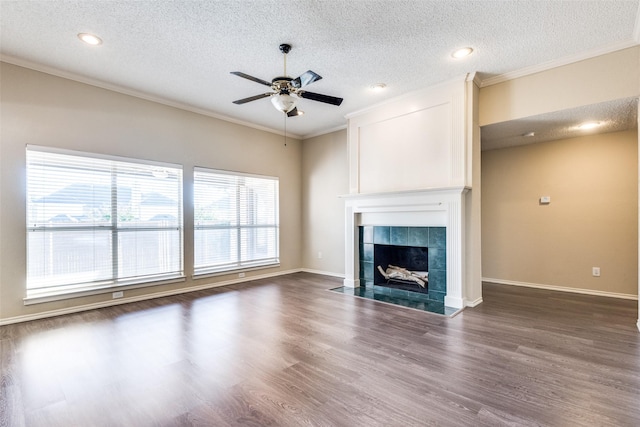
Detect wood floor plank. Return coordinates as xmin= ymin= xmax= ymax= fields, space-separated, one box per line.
xmin=1 ymin=275 xmax=639 ymax=426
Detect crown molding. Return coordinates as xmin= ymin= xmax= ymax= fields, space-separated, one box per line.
xmin=479 ymin=39 xmax=640 ymax=88
xmin=0 ymin=54 xmax=303 ymax=140
xmin=302 ymin=124 xmax=347 ymax=140
xmin=345 ymin=74 xmax=467 ymax=119
xmin=465 ymin=71 xmax=482 ymax=87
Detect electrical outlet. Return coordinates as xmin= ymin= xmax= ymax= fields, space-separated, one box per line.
xmin=592 ymin=267 xmax=600 ymax=277
xmin=239 ymin=272 xmax=245 ymax=278
xmin=112 ymin=291 xmax=124 ymax=299
xmin=317 ymin=251 xmax=323 ymax=259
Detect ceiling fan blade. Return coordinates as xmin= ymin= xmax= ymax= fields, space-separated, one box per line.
xmin=287 ymin=107 xmax=301 ymax=117
xmin=291 ymin=70 xmax=322 ymax=88
xmin=230 ymin=71 xmax=272 ymax=87
xmin=298 ymin=91 xmax=343 ymax=106
xmin=232 ymin=93 xmax=272 ymax=104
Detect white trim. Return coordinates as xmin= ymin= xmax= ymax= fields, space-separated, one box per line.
xmin=465 ymin=297 xmax=483 ymax=307
xmin=343 ymin=278 xmax=361 ymax=288
xmin=483 ymin=277 xmax=639 ymax=300
xmin=303 ymin=124 xmax=347 ymax=140
xmin=466 ymin=71 xmax=482 ymax=88
xmin=27 ymin=144 xmax=182 ymax=169
xmin=479 ymin=39 xmax=639 ymax=88
xmin=193 ymin=263 xmax=280 ymax=280
xmin=0 ymin=269 xmax=301 ymax=326
xmin=193 ymin=165 xmax=278 ymax=181
xmin=24 ymin=275 xmax=186 ymax=305
xmin=299 ymin=268 xmax=345 ymax=279
xmin=343 ymin=189 xmax=469 ymax=309
xmin=0 ymin=55 xmax=303 ymax=140
xmin=345 ymin=75 xmax=467 ymax=119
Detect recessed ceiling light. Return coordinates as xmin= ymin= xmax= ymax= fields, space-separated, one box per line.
xmin=522 ymin=131 xmax=535 ymax=137
xmin=452 ymin=47 xmax=473 ymax=59
xmin=78 ymin=33 xmax=102 ymax=46
xmin=370 ymin=83 xmax=387 ymax=91
xmin=577 ymin=121 xmax=601 ymax=130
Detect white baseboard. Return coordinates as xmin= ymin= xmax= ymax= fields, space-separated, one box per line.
xmin=0 ymin=269 xmax=303 ymax=326
xmin=465 ymin=297 xmax=483 ymax=307
xmin=483 ymin=277 xmax=639 ymax=301
xmin=299 ymin=268 xmax=345 ymax=279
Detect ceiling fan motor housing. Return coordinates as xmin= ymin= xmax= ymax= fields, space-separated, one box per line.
xmin=279 ymin=44 xmax=292 ymax=54
xmin=272 ymin=77 xmax=294 ymax=95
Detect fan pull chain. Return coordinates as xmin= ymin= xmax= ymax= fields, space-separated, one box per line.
xmin=283 ymin=111 xmax=287 ymax=147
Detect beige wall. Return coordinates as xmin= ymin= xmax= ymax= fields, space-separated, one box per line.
xmin=482 ymin=129 xmax=638 ymax=296
xmin=479 ymin=46 xmax=640 ymax=126
xmin=301 ymin=129 xmax=348 ymax=275
xmin=0 ymin=62 xmax=302 ymax=322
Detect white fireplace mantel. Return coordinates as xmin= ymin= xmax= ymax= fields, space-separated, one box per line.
xmin=342 ymin=187 xmax=469 ymax=309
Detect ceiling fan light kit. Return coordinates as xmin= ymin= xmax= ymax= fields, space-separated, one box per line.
xmin=231 ymin=43 xmax=343 ymax=117
xmin=271 ymin=93 xmax=297 ymax=113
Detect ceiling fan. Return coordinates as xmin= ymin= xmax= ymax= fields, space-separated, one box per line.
xmin=231 ymin=44 xmax=343 ymax=117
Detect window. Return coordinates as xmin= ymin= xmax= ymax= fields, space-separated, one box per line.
xmin=26 ymin=147 xmax=183 ymax=298
xmin=194 ymin=167 xmax=279 ymax=275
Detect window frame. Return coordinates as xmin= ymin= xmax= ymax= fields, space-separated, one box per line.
xmin=25 ymin=145 xmax=185 ymax=302
xmin=193 ymin=166 xmax=280 ymax=277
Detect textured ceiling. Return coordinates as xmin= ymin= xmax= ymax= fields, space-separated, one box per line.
xmin=1 ymin=0 xmax=639 ymax=140
xmin=481 ymin=98 xmax=639 ymax=151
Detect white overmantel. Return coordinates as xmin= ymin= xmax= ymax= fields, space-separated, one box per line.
xmin=345 ymin=76 xmax=470 ymax=194
xmin=343 ymin=75 xmax=482 ymax=309
xmin=342 ymin=187 xmax=469 ymax=309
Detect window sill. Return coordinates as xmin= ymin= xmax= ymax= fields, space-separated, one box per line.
xmin=24 ymin=275 xmax=186 ymax=305
xmin=193 ymin=262 xmax=280 ymax=280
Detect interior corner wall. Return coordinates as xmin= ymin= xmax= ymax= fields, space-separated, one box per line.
xmin=482 ymin=129 xmax=638 ymax=297
xmin=0 ymin=62 xmax=303 ymax=322
xmin=465 ymin=78 xmax=482 ymax=305
xmin=479 ymin=46 xmax=640 ymax=126
xmin=301 ymin=129 xmax=348 ymax=276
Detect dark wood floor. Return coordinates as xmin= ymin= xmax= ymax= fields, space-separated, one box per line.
xmin=1 ymin=273 xmax=639 ymax=426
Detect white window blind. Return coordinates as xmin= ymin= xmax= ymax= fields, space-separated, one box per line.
xmin=26 ymin=147 xmax=183 ymax=297
xmin=194 ymin=167 xmax=279 ymax=275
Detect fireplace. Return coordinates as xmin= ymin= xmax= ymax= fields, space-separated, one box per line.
xmin=359 ymin=226 xmax=446 ymax=301
xmin=342 ymin=78 xmax=481 ymax=310
xmin=343 ymin=188 xmax=469 ymax=309
xmin=375 ymin=245 xmax=429 ymax=294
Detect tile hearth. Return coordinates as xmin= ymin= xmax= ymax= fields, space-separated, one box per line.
xmin=330 ymin=285 xmax=461 ymax=316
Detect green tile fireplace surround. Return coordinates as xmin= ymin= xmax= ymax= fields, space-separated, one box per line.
xmin=359 ymin=225 xmax=447 ymax=302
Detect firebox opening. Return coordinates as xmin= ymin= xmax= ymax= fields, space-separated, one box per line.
xmin=374 ymin=244 xmax=429 ymax=294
